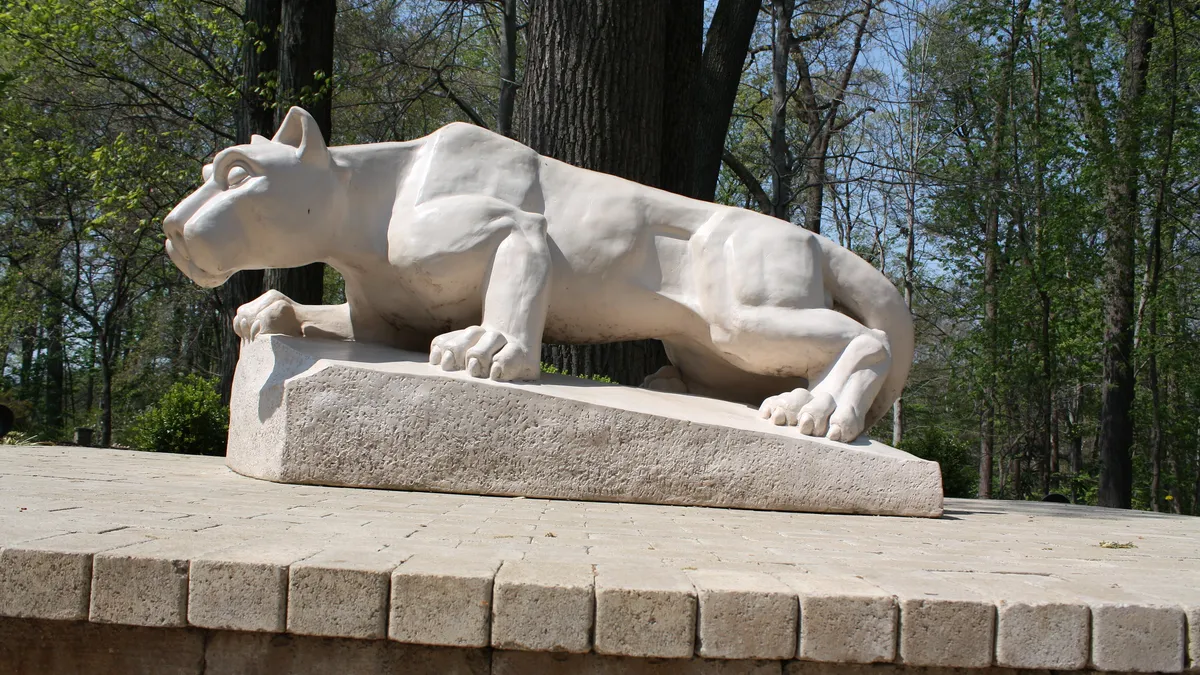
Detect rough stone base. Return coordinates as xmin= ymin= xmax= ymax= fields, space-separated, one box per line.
xmin=0 ymin=618 xmax=1111 ymax=675
xmin=228 ymin=336 xmax=943 ymax=517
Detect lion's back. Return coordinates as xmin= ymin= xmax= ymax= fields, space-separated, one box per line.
xmin=409 ymin=122 xmax=545 ymax=212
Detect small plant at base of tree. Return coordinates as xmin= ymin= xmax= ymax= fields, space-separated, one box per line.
xmin=131 ymin=376 xmax=228 ymax=456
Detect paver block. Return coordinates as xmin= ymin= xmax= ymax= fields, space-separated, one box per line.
xmin=90 ymin=538 xmax=216 ymax=627
xmin=1091 ymin=602 xmax=1185 ymax=672
xmin=188 ymin=541 xmax=318 ymax=632
xmin=775 ymin=570 xmax=896 ymax=663
xmin=868 ymin=572 xmax=995 ymax=668
xmin=689 ymin=569 xmax=797 ymax=660
xmin=390 ymin=553 xmax=500 ymax=647
xmin=595 ymin=564 xmax=696 ymax=658
xmin=287 ymin=546 xmax=410 ymax=639
xmin=0 ymin=531 xmax=147 ymax=621
xmin=491 ymin=560 xmax=593 ymax=652
xmin=493 ymin=650 xmax=783 ymax=674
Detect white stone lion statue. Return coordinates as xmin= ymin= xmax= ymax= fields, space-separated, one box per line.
xmin=164 ymin=107 xmax=913 ymax=442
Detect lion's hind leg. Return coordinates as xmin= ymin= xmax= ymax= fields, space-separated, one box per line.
xmin=756 ymin=328 xmax=891 ymax=441
xmin=708 ymin=305 xmax=891 ymax=442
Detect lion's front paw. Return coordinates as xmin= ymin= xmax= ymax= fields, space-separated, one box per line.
xmin=234 ymin=289 xmax=302 ymax=341
xmin=429 ymin=326 xmax=540 ymax=381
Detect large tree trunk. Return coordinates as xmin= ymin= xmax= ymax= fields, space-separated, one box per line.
xmin=1064 ymin=0 xmax=1156 ymax=508
xmin=689 ymin=0 xmax=760 ymax=201
xmin=517 ymin=0 xmax=670 ymax=385
xmin=97 ymin=329 xmax=113 ymax=448
xmin=496 ymin=0 xmax=518 ymax=137
xmin=1141 ymin=8 xmax=1177 ymax=511
xmin=218 ymin=0 xmax=281 ymax=404
xmin=264 ymin=0 xmax=335 ymax=306
xmin=43 ymin=290 xmax=64 ymax=438
xmin=769 ymin=0 xmax=793 ymax=221
xmin=978 ymin=0 xmax=1029 ymax=499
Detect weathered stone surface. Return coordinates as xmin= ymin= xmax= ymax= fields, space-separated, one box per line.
xmin=0 ymin=617 xmax=205 ymax=675
xmin=389 ymin=554 xmax=500 ymax=647
xmin=204 ymin=630 xmax=490 ymax=675
xmin=866 ymin=572 xmax=995 ymax=669
xmin=491 ymin=561 xmax=594 ymax=652
xmin=1090 ymin=601 xmax=1185 ymax=673
xmin=595 ymin=564 xmax=697 ymax=658
xmin=188 ymin=541 xmax=319 ymax=632
xmin=493 ymin=650 xmax=783 ymax=674
xmin=950 ymin=573 xmax=1089 ymax=670
xmin=774 ymin=570 xmax=896 ymax=663
xmin=228 ymin=336 xmax=943 ymax=517
xmin=0 ymin=531 xmax=147 ymax=621
xmin=287 ymin=547 xmax=409 ymax=639
xmin=689 ymin=569 xmax=797 ymax=660
xmin=5 ymin=446 xmax=1200 ymax=673
xmin=90 ymin=538 xmax=213 ymax=627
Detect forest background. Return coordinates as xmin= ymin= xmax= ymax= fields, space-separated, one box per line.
xmin=0 ymin=0 xmax=1196 ymax=513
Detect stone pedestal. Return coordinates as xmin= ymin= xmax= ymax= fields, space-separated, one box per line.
xmin=227 ymin=336 xmax=943 ymax=517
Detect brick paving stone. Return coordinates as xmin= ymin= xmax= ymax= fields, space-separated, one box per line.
xmin=1 ymin=445 xmax=1199 ymax=671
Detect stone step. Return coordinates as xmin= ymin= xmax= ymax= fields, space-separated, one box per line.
xmin=228 ymin=336 xmax=943 ymax=517
xmin=1 ymin=446 xmax=1197 ymax=671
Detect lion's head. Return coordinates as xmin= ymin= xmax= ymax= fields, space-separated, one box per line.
xmin=163 ymin=107 xmax=347 ymax=288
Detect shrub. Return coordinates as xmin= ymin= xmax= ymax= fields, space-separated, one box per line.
xmin=899 ymin=427 xmax=978 ymax=498
xmin=131 ymin=375 xmax=228 ymax=455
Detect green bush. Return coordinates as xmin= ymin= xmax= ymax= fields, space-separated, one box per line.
xmin=900 ymin=427 xmax=978 ymax=498
xmin=131 ymin=375 xmax=228 ymax=455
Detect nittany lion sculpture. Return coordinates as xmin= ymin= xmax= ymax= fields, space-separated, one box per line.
xmin=164 ymin=107 xmax=913 ymax=442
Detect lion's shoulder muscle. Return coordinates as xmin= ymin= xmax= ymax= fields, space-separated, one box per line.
xmin=411 ymin=123 xmax=543 ymax=210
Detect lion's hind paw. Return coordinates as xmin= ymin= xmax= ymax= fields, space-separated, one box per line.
xmin=759 ymin=388 xmax=864 ymax=442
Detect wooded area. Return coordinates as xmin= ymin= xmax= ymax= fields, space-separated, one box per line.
xmin=1 ymin=0 xmax=1197 ymax=513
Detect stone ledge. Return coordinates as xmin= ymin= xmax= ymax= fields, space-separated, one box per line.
xmin=227 ymin=335 xmax=943 ymax=517
xmin=1 ymin=446 xmax=1198 ymax=673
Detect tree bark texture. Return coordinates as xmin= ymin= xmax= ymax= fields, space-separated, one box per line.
xmin=496 ymin=0 xmax=518 ymax=137
xmin=1064 ymin=0 xmax=1156 ymax=508
xmin=688 ymin=0 xmax=761 ymax=201
xmin=769 ymin=0 xmax=794 ymax=221
xmin=264 ymin=0 xmax=335 ymax=306
xmin=978 ymin=0 xmax=1029 ymax=499
xmin=517 ymin=0 xmax=671 ymax=385
xmin=219 ymin=0 xmax=281 ymax=404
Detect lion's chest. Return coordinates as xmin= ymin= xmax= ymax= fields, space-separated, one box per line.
xmin=345 ymin=254 xmax=486 ymax=346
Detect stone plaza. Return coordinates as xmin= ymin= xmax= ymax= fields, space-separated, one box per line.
xmin=1 ymin=445 xmax=1197 ymax=674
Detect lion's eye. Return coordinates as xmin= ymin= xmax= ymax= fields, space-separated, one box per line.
xmin=225 ymin=165 xmax=252 ymax=188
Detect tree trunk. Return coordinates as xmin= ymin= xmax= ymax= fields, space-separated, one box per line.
xmin=978 ymin=0 xmax=1029 ymax=500
xmin=1063 ymin=0 xmax=1156 ymax=508
xmin=689 ymin=0 xmax=760 ymax=201
xmin=517 ymin=0 xmax=670 ymax=385
xmin=893 ymin=181 xmax=916 ymax=447
xmin=219 ymin=0 xmax=282 ymax=404
xmin=97 ymin=330 xmax=113 ymax=448
xmin=769 ymin=0 xmax=793 ymax=221
xmin=659 ymin=0 xmax=703 ymax=198
xmin=496 ymin=0 xmax=518 ymax=137
xmin=1142 ymin=4 xmax=1177 ymax=511
xmin=264 ymin=0 xmax=335 ymax=306
xmin=18 ymin=324 xmax=36 ymax=405
xmin=43 ymin=289 xmax=64 ymax=438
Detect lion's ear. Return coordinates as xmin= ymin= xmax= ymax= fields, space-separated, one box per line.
xmin=250 ymin=134 xmax=270 ymax=145
xmin=203 ymin=163 xmax=214 ymax=182
xmin=272 ymin=106 xmax=329 ymax=168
